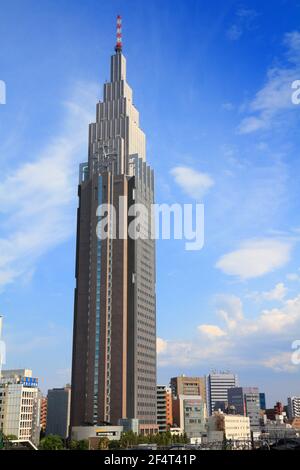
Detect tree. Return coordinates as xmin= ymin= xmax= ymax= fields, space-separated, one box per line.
xmin=68 ymin=439 xmax=79 ymax=450
xmin=108 ymin=439 xmax=121 ymax=449
xmin=39 ymin=434 xmax=64 ymax=450
xmin=119 ymin=431 xmax=137 ymax=449
xmin=98 ymin=437 xmax=109 ymax=450
xmin=0 ymin=432 xmax=4 ymax=450
xmin=77 ymin=439 xmax=89 ymax=450
xmin=5 ymin=434 xmax=18 ymax=441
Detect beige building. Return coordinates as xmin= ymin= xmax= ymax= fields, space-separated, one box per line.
xmin=208 ymin=411 xmax=251 ymax=442
xmin=170 ymin=376 xmax=206 ymax=403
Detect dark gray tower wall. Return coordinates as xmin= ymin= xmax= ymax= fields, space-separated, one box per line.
xmin=71 ymin=48 xmax=156 ymax=429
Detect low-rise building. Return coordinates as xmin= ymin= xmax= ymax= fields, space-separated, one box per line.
xmin=208 ymin=411 xmax=251 ymax=443
xmin=0 ymin=369 xmax=41 ymax=445
xmin=40 ymin=397 xmax=47 ymax=432
xmin=287 ymin=397 xmax=300 ymax=419
xmin=157 ymin=385 xmax=173 ymax=433
xmin=71 ymin=425 xmax=123 ymax=442
xmin=46 ymin=385 xmax=71 ymax=439
xmin=173 ymin=394 xmax=207 ymax=439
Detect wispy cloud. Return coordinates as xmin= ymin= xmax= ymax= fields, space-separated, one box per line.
xmin=249 ymin=282 xmax=288 ymax=302
xmin=216 ymin=238 xmax=292 ymax=280
xmin=0 ymin=82 xmax=98 ymax=289
xmin=226 ymin=8 xmax=259 ymax=41
xmin=238 ymin=31 xmax=300 ymax=134
xmin=170 ymin=166 xmax=214 ymax=200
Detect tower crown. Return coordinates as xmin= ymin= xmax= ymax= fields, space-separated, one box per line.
xmin=115 ymin=15 xmax=122 ymax=53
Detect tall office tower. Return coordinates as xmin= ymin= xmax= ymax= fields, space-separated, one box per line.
xmin=227 ymin=387 xmax=261 ymax=432
xmin=207 ymin=371 xmax=238 ymax=415
xmin=170 ymin=375 xmax=207 ymax=404
xmin=71 ymin=18 xmax=157 ymax=434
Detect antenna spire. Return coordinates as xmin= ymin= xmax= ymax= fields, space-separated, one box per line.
xmin=115 ymin=15 xmax=122 ymax=53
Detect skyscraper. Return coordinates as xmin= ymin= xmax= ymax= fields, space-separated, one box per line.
xmin=71 ymin=17 xmax=157 ymax=434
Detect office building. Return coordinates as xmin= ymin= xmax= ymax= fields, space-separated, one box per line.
xmin=157 ymin=385 xmax=173 ymax=433
xmin=40 ymin=397 xmax=47 ymax=432
xmin=46 ymin=385 xmax=71 ymax=439
xmin=208 ymin=411 xmax=251 ymax=443
xmin=0 ymin=369 xmax=40 ymax=445
xmin=170 ymin=376 xmax=206 ymax=404
xmin=287 ymin=397 xmax=300 ymax=419
xmin=207 ymin=372 xmax=238 ymax=415
xmin=228 ymin=387 xmax=261 ymax=432
xmin=71 ymin=17 xmax=157 ymax=434
xmin=259 ymin=392 xmax=266 ymax=410
xmin=172 ymin=395 xmax=207 ymax=439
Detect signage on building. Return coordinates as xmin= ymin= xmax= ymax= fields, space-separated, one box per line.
xmin=96 ymin=430 xmax=117 ymax=437
xmin=20 ymin=377 xmax=38 ymax=388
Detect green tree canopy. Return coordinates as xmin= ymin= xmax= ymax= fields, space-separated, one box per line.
xmin=39 ymin=434 xmax=64 ymax=450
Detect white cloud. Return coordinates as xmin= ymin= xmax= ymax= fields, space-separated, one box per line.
xmin=216 ymin=239 xmax=292 ymax=279
xmin=171 ymin=166 xmax=214 ymax=200
xmin=0 ymin=82 xmax=98 ymax=289
xmin=287 ymin=272 xmax=300 ymax=282
xmin=197 ymin=324 xmax=227 ymax=338
xmin=157 ymin=337 xmax=168 ymax=354
xmin=250 ymin=282 xmax=288 ymax=302
xmin=238 ymin=31 xmax=300 ymax=134
xmin=261 ymin=352 xmax=298 ymax=373
xmin=157 ymin=293 xmax=300 ymax=372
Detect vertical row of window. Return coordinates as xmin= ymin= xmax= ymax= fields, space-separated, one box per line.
xmin=93 ymin=176 xmax=103 ymax=423
xmin=104 ymin=176 xmax=114 ymax=423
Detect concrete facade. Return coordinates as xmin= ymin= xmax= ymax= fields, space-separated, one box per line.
xmin=0 ymin=369 xmax=40 ymax=445
xmin=208 ymin=412 xmax=251 ymax=442
xmin=172 ymin=395 xmax=207 ymax=439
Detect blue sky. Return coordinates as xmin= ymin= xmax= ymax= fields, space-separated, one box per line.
xmin=1 ymin=0 xmax=300 ymax=406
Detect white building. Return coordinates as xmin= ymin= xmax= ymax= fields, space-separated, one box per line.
xmin=208 ymin=411 xmax=251 ymax=443
xmin=0 ymin=369 xmax=41 ymax=445
xmin=71 ymin=425 xmax=123 ymax=441
xmin=288 ymin=397 xmax=300 ymax=419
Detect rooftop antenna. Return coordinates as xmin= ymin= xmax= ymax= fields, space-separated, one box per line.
xmin=115 ymin=15 xmax=122 ymax=53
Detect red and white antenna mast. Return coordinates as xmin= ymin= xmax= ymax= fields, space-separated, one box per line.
xmin=115 ymin=15 xmax=122 ymax=53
